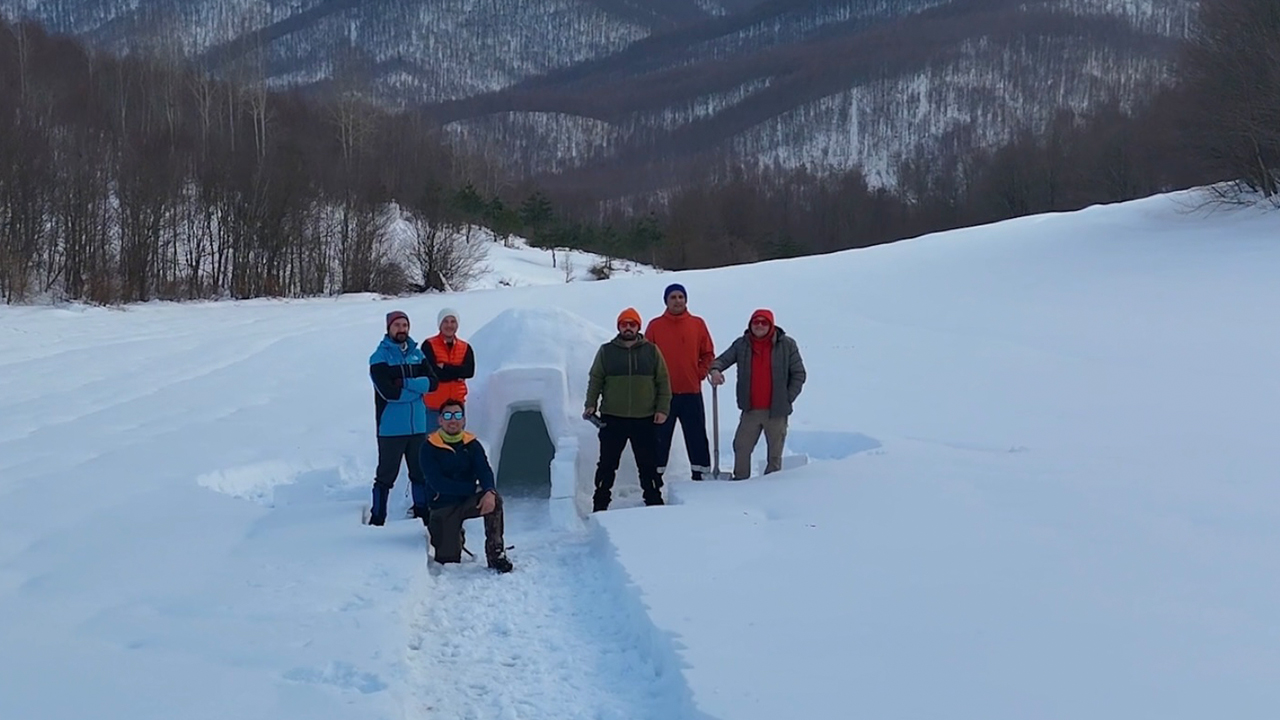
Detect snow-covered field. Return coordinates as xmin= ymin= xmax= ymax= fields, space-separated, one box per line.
xmin=1 ymin=190 xmax=1277 ymax=719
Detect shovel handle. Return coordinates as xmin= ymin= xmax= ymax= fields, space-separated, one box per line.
xmin=712 ymin=383 xmax=721 ymax=475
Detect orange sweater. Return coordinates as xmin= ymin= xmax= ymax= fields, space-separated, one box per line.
xmin=644 ymin=311 xmax=714 ymax=394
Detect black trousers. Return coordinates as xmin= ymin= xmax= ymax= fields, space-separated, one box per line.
xmin=371 ymin=434 xmax=427 ymax=523
xmin=593 ymin=415 xmax=663 ymax=509
xmin=655 ymin=393 xmax=712 ymax=476
xmin=427 ymin=492 xmax=505 ymax=563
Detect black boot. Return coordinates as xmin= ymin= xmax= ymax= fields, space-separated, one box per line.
xmin=643 ymin=483 xmax=665 ymax=506
xmin=592 ymin=488 xmax=611 ymax=512
xmin=643 ymin=477 xmax=664 ymax=506
xmin=368 ymin=485 xmax=391 ymax=525
xmin=411 ymin=505 xmax=431 ymax=527
xmin=487 ymin=552 xmax=514 ymax=573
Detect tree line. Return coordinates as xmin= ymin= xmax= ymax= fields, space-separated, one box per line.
xmin=0 ymin=19 xmax=523 ymax=304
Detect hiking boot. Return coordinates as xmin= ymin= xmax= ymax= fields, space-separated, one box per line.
xmin=369 ymin=486 xmax=390 ymax=525
xmin=592 ymin=490 xmax=610 ymax=513
xmin=691 ymin=471 xmax=703 ymax=481
xmin=487 ymin=554 xmax=514 ymax=573
xmin=643 ymin=496 xmax=665 ymax=507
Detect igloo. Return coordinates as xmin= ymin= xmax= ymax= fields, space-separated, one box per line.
xmin=467 ymin=307 xmax=628 ymax=528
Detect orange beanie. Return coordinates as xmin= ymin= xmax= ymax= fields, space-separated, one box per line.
xmin=617 ymin=307 xmax=642 ymax=328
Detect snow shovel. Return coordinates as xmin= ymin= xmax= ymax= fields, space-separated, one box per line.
xmin=709 ymin=384 xmax=732 ymax=480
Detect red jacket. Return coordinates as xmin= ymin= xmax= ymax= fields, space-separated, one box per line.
xmin=645 ymin=311 xmax=714 ymax=394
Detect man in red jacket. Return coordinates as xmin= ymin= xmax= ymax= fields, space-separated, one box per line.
xmin=709 ymin=309 xmax=807 ymax=479
xmin=645 ymin=283 xmax=715 ymax=481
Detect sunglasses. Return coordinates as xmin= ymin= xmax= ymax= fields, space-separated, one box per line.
xmin=440 ymin=411 xmax=464 ymax=420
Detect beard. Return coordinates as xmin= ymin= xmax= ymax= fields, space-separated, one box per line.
xmin=391 ymin=330 xmax=409 ymax=343
xmin=619 ymin=329 xmax=638 ymax=341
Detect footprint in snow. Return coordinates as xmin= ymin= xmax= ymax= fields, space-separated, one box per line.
xmin=282 ymin=662 xmax=387 ymax=694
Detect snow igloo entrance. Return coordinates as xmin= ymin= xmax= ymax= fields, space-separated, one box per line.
xmin=467 ymin=307 xmax=615 ymax=528
xmin=494 ymin=406 xmax=555 ymax=498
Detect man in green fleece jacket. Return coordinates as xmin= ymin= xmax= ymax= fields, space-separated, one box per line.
xmin=584 ymin=307 xmax=672 ymax=511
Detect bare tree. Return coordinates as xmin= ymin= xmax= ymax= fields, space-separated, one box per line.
xmin=0 ymin=21 xmax=49 ymax=302
xmin=1182 ymin=0 xmax=1280 ymax=198
xmin=408 ymin=217 xmax=489 ymax=292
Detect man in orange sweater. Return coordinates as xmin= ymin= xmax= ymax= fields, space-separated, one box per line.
xmin=645 ymin=283 xmax=715 ymax=481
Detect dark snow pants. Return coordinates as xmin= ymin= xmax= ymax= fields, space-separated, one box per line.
xmin=371 ymin=434 xmax=427 ymax=524
xmin=593 ymin=415 xmax=664 ymax=510
xmin=427 ymin=492 xmax=506 ymax=563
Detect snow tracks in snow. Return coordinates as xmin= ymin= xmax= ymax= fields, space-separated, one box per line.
xmin=401 ymin=499 xmax=705 ymax=720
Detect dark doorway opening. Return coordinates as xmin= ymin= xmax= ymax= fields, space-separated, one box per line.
xmin=496 ymin=409 xmax=555 ymax=498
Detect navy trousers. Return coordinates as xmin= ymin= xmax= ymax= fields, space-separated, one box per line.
xmin=655 ymin=392 xmax=712 ymax=478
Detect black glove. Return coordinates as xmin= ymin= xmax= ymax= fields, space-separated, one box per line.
xmin=390 ymin=377 xmax=404 ymax=389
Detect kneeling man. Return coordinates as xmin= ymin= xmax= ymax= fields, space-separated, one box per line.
xmin=420 ymin=399 xmax=513 ymax=573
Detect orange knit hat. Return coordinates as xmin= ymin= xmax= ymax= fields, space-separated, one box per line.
xmin=617 ymin=307 xmax=642 ymax=328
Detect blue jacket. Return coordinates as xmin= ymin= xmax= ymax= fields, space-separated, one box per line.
xmin=370 ymin=335 xmax=438 ymax=436
xmin=420 ymin=431 xmax=496 ymax=509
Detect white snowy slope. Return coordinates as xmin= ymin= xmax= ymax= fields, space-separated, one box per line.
xmin=0 ymin=190 xmax=1278 ymax=720
xmin=384 ymin=219 xmax=656 ymax=291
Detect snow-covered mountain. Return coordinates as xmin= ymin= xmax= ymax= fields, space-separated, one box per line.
xmin=0 ymin=0 xmax=1196 ymax=185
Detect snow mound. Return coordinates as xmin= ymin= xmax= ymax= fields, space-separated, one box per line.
xmin=469 ymin=306 xmax=611 ymax=377
xmin=196 ymin=460 xmax=309 ymax=506
xmin=467 ymin=307 xmax=621 ymax=526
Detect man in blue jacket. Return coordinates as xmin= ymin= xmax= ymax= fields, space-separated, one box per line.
xmin=367 ymin=310 xmax=438 ymax=526
xmin=420 ymin=398 xmax=513 ymax=573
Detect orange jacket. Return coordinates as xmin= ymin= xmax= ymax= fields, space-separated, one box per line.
xmin=644 ymin=311 xmax=714 ymax=394
xmin=421 ymin=335 xmax=474 ymax=410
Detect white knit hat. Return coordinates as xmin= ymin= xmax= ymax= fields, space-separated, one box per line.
xmin=438 ymin=307 xmax=459 ymax=327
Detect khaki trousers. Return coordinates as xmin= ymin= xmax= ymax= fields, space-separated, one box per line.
xmin=732 ymin=409 xmax=788 ymax=479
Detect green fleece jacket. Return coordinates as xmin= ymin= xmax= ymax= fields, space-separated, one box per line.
xmin=585 ymin=334 xmax=672 ymax=418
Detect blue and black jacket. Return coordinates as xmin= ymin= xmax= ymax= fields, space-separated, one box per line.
xmin=369 ymin=335 xmax=438 ymax=436
xmin=420 ymin=431 xmax=496 ymax=509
